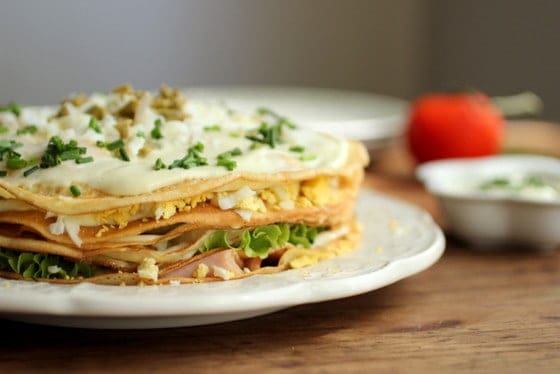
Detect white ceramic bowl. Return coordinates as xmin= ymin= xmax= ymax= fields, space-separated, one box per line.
xmin=417 ymin=155 xmax=560 ymax=248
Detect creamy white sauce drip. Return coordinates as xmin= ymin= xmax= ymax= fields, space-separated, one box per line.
xmin=0 ymin=97 xmax=349 ymax=196
xmin=474 ymin=173 xmax=560 ymax=202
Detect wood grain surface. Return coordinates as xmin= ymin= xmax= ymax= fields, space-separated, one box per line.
xmin=1 ymin=122 xmax=559 ymax=373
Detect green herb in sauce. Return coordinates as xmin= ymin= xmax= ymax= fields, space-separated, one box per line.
xmin=39 ymin=136 xmax=88 ymax=169
xmin=16 ymin=125 xmax=38 ymax=136
xmin=0 ymin=102 xmax=21 ymax=116
xmin=76 ymin=156 xmax=94 ymax=164
xmin=0 ymin=140 xmax=22 ymax=160
xmin=105 ymin=139 xmax=124 ymax=151
xmin=88 ymin=117 xmax=102 ymax=134
xmin=151 ymin=118 xmax=163 ymax=139
xmin=216 ymin=147 xmax=242 ymax=171
xmin=204 ymin=124 xmax=221 ymax=132
xmin=153 ymin=158 xmax=167 ymax=170
xmin=70 ymin=185 xmax=81 ymax=197
xmin=23 ymin=165 xmax=40 ymax=177
xmin=0 ymin=140 xmax=30 ymax=170
xmin=478 ymin=174 xmax=560 ymax=199
xmin=245 ymin=108 xmax=297 ymax=148
xmin=5 ymin=154 xmax=27 ymax=169
xmin=118 ymin=147 xmax=130 ymax=162
xmin=299 ymin=154 xmax=317 ymax=161
xmin=168 ymin=142 xmax=207 ymax=170
xmin=289 ymin=145 xmax=305 ymax=153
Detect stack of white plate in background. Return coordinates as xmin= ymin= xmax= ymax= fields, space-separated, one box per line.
xmin=185 ymin=86 xmax=408 ymax=150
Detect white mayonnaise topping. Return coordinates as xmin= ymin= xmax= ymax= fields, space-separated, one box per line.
xmin=1 ymin=96 xmax=348 ymax=196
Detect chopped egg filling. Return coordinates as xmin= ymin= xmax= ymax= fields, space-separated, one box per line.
xmin=212 ymin=265 xmax=234 ymax=280
xmin=38 ymin=175 xmax=342 ymax=244
xmin=137 ymin=257 xmax=159 ymax=281
xmin=193 ymin=263 xmax=210 ymax=278
xmin=96 ymin=205 xmax=140 ymax=228
xmin=48 ymin=215 xmax=83 ymax=247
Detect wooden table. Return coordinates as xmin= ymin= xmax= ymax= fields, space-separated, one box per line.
xmin=1 ymin=122 xmax=559 ymax=373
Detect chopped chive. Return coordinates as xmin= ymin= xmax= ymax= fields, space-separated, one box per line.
xmin=229 ymin=131 xmax=241 ymax=138
xmin=256 ymin=107 xmax=297 ymax=129
xmin=204 ymin=124 xmax=221 ymax=132
xmin=96 ymin=140 xmax=105 ymax=148
xmin=59 ymin=149 xmax=81 ymax=161
xmin=0 ymin=102 xmax=21 ymax=117
xmin=106 ymin=139 xmax=124 ymax=151
xmin=26 ymin=157 xmax=39 ymax=166
xmin=289 ymin=145 xmax=305 ymax=153
xmin=216 ymin=158 xmax=237 ymax=171
xmin=153 ymin=158 xmax=167 ymax=170
xmin=136 ymin=131 xmax=145 ymax=138
xmin=38 ymin=136 xmax=91 ymax=169
xmin=97 ymin=138 xmax=128 ymax=163
xmin=0 ymin=170 xmax=7 ymax=177
xmin=70 ymin=185 xmax=81 ymax=197
xmin=16 ymin=125 xmax=37 ymax=136
xmin=246 ymin=108 xmax=297 ymax=149
xmin=0 ymin=125 xmax=8 ymax=134
xmin=151 ymin=119 xmax=163 ymax=139
xmin=216 ymin=148 xmax=242 ymax=159
xmin=192 ymin=142 xmax=204 ymax=152
xmin=6 ymin=157 xmax=26 ymax=169
xmin=168 ymin=142 xmax=207 ymax=170
xmin=23 ymin=165 xmax=40 ymax=177
xmin=216 ymin=147 xmax=242 ymax=171
xmin=76 ymin=156 xmax=94 ymax=164
xmin=299 ymin=154 xmax=317 ymax=161
xmin=118 ymin=148 xmax=130 ymax=161
xmin=0 ymin=139 xmax=22 ymax=149
xmin=0 ymin=140 xmax=22 ymax=162
xmin=88 ymin=117 xmax=102 ymax=133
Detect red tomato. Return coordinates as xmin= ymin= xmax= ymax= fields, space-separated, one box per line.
xmin=406 ymin=93 xmax=504 ymax=163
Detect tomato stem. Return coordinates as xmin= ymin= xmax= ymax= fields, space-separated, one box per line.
xmin=492 ymin=91 xmax=543 ymax=119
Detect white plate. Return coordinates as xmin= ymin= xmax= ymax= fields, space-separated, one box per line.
xmin=0 ymin=190 xmax=444 ymax=329
xmin=185 ymin=86 xmax=407 ymax=149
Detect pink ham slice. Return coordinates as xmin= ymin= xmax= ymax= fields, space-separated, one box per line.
xmin=161 ymin=249 xmax=244 ymax=279
xmin=245 ymin=257 xmax=262 ymax=271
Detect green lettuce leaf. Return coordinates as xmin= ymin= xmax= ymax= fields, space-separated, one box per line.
xmin=202 ymin=230 xmax=231 ymax=252
xmin=200 ymin=223 xmax=324 ymax=259
xmin=289 ymin=224 xmax=319 ymax=249
xmin=0 ymin=249 xmax=96 ymax=279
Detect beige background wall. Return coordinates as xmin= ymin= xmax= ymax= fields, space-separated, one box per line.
xmin=0 ymin=0 xmax=558 ymax=119
xmin=429 ymin=0 xmax=560 ymax=119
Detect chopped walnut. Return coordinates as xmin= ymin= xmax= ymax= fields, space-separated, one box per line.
xmin=61 ymin=94 xmax=88 ymax=107
xmin=139 ymin=145 xmax=152 ymax=157
xmin=115 ymin=119 xmax=133 ymax=139
xmin=151 ymin=84 xmax=188 ymax=120
xmin=112 ymin=84 xmax=135 ymax=95
xmin=54 ymin=104 xmax=71 ymax=118
xmin=117 ymin=100 xmax=138 ymax=119
xmin=155 ymin=108 xmax=187 ymax=121
xmin=86 ymin=105 xmax=106 ymax=120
